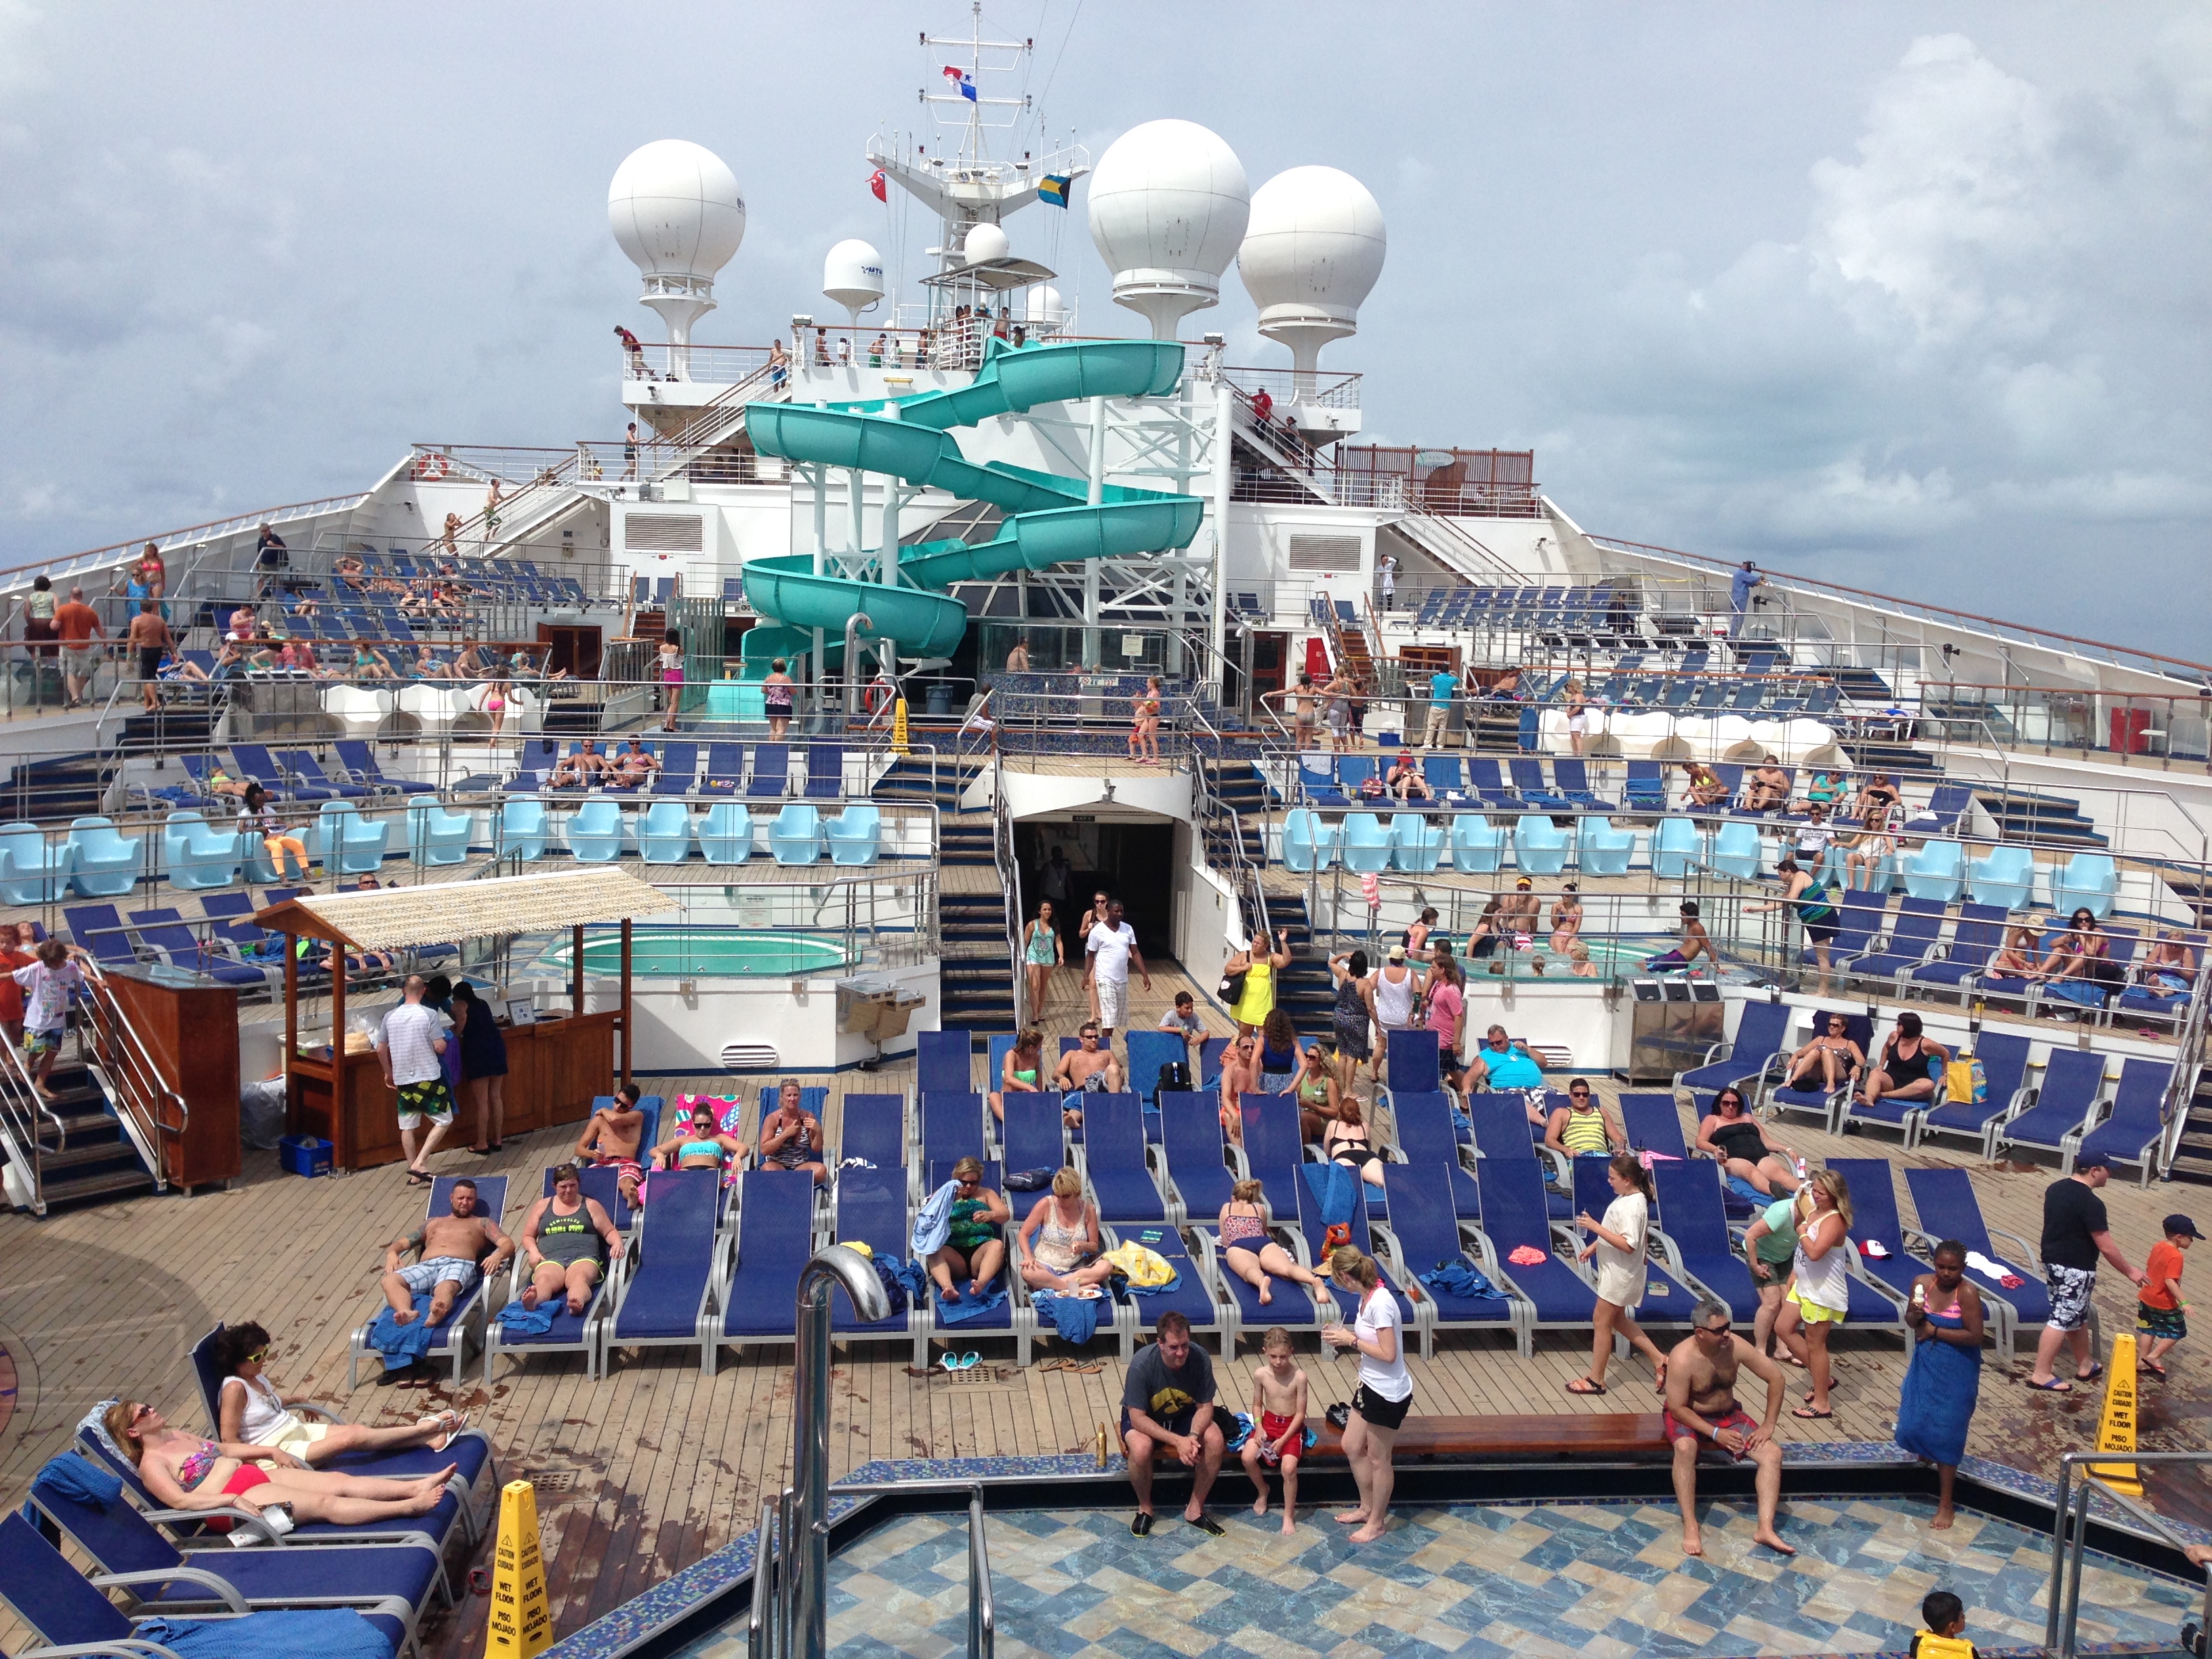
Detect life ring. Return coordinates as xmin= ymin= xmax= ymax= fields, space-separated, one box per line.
xmin=413 ymin=453 xmax=451 ymax=481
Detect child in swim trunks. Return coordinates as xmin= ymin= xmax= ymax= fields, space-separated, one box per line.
xmin=1239 ymin=1326 xmax=1309 ymax=1534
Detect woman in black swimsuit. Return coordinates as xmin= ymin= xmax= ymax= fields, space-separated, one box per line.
xmin=1694 ymin=1086 xmax=1801 ymax=1195
xmin=1857 ymin=1010 xmax=1948 ymax=1111
xmin=1322 ymin=1097 xmax=1387 ymax=1189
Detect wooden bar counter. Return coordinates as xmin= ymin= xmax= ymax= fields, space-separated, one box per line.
xmin=100 ymin=964 xmax=241 ymax=1193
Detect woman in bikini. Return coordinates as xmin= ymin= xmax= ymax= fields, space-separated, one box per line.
xmin=1021 ymin=901 xmax=1061 ymax=1023
xmin=1987 ymin=922 xmax=2043 ymax=983
xmin=1216 ymin=1179 xmax=1327 ymax=1307
xmin=648 ymin=1102 xmax=748 ymax=1180
xmin=1549 ymin=884 xmax=1583 ymax=954
xmin=990 ymin=1027 xmax=1048 ymax=1125
xmin=1321 ymin=1096 xmax=1388 ymax=1190
xmin=762 ymin=657 xmax=796 ymax=742
xmin=109 ymin=1400 xmax=454 ymax=1528
xmin=2029 ymin=907 xmax=2112 ymax=1011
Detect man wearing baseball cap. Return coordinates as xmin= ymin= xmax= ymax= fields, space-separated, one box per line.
xmin=2029 ymin=1155 xmax=2148 ymax=1392
xmin=2137 ymin=1212 xmax=2201 ymax=1381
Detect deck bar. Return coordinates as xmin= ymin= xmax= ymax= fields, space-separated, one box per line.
xmin=791 ymin=1246 xmax=890 ymax=1659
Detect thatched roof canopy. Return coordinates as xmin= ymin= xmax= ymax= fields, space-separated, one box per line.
xmin=253 ymin=869 xmax=676 ymax=950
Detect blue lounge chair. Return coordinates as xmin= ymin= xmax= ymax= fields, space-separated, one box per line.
xmin=401 ymin=798 xmax=472 ymax=866
xmin=1903 ymin=783 xmax=1975 ymax=836
xmin=1159 ymin=1092 xmax=1235 ymax=1224
xmin=1914 ymin=1029 xmax=2032 ymax=1157
xmin=1340 ymin=813 xmax=1392 ymax=873
xmin=335 ymin=739 xmax=436 ymax=796
xmin=1448 ymin=813 xmax=1507 ymax=873
xmin=1909 ymin=903 xmax=2011 ymax=1002
xmin=495 ymin=796 xmax=548 ymax=861
xmin=127 ymin=909 xmax=271 ymax=989
xmin=830 ymin=1164 xmax=930 ymax=1365
xmin=698 ymin=800 xmax=752 ymax=863
xmin=1648 ymin=1160 xmax=1763 ymax=1322
xmin=1235 ymin=1094 xmax=1307 ymax=1220
xmin=1374 ymin=1162 xmax=1522 ymax=1356
xmin=565 ymin=798 xmax=626 ymax=862
xmin=1338 ymin=757 xmax=1378 ymax=797
xmin=1297 ymin=753 xmax=1345 ymax=806
xmin=746 ymin=743 xmax=791 ymax=800
xmin=1107 ymin=1220 xmax=1229 ymax=1357
xmin=1389 ymin=811 xmax=1443 ymax=872
xmin=481 ymin=1165 xmax=628 ymax=1382
xmin=916 ymin=1030 xmax=974 ymax=1095
xmin=651 ymin=741 xmax=701 ymax=796
xmin=1078 ymin=1092 xmax=1167 ymax=1223
xmin=64 ymin=817 xmax=143 ymax=897
xmin=603 ymin=1168 xmax=722 ymax=1372
xmin=0 ymin=1509 xmax=413 ymax=1659
xmin=699 ymin=742 xmax=746 ymax=794
xmin=708 ymin=1168 xmax=821 ymax=1370
xmin=1902 ymin=1166 xmax=2049 ymax=1364
xmin=1902 ymin=838 xmax=1966 ymax=903
xmin=1967 ymin=843 xmax=2036 ymax=911
xmin=769 ymin=802 xmax=821 ymax=864
xmin=1191 ymin=1200 xmax=1325 ymax=1355
xmin=2070 ymin=1057 xmax=2175 ymax=1183
xmin=1512 ymin=813 xmax=1568 ymax=875
xmin=1294 ymin=1176 xmax=1423 ymax=1338
xmin=1473 ymin=1158 xmax=1597 ymax=1358
xmin=1421 ymin=756 xmax=1465 ymax=800
xmin=838 ymin=1092 xmax=907 ymax=1168
xmin=921 ymin=1088 xmax=988 ymax=1172
xmin=278 ymin=749 xmax=370 ymax=800
xmin=1577 ymin=816 xmax=1635 ymax=876
xmin=1509 ymin=758 xmax=1574 ymax=810
xmin=348 ymin=1174 xmax=510 ymax=1387
xmin=1552 ymin=757 xmax=1614 ymax=810
xmin=1990 ymin=1047 xmax=2108 ymax=1163
xmin=1709 ymin=820 xmax=1763 ymax=880
xmin=1462 ymin=758 xmax=1521 ymax=808
xmin=1383 ymin=1028 xmax=1440 ymax=1097
xmin=64 ymin=901 xmax=142 ymax=973
xmin=804 ymin=743 xmax=845 ymax=801
xmin=1673 ymin=998 xmax=1793 ymax=1106
xmin=1623 ymin=761 xmax=1668 ymax=813
xmin=1389 ymin=1090 xmax=1481 ymax=1217
xmin=1000 ymin=1092 xmax=1067 ymax=1179
xmin=639 ymin=799 xmax=694 ymax=863
xmin=314 ymin=801 xmax=390 ymax=875
xmin=1122 ymin=1030 xmax=1189 ymax=1113
xmin=825 ymin=804 xmax=881 ymax=865
xmin=230 ymin=742 xmax=322 ymax=801
xmin=1848 ymin=895 xmax=1950 ymax=989
xmin=2050 ymin=852 xmax=2116 ymax=919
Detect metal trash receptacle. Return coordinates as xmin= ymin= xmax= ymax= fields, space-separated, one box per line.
xmin=1617 ymin=978 xmax=1726 ymax=1084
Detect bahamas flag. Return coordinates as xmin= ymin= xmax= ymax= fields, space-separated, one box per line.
xmin=1038 ymin=173 xmax=1071 ymax=209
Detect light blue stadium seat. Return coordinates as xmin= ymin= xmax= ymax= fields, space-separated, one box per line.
xmin=1449 ymin=813 xmax=1506 ymax=874
xmin=567 ymin=799 xmax=626 ymax=863
xmin=2050 ymin=851 xmax=2116 ymax=918
xmin=1901 ymin=838 xmax=1965 ymax=903
xmin=1340 ymin=813 xmax=1393 ymax=874
xmin=1578 ymin=817 xmax=1635 ymax=876
xmin=161 ymin=811 xmax=242 ymax=890
xmin=1389 ymin=813 xmax=1443 ymax=872
xmin=1281 ymin=808 xmax=1335 ymax=873
xmin=497 ymin=796 xmax=548 ymax=862
xmin=826 ymin=804 xmax=882 ymax=865
xmin=1513 ymin=813 xmax=1568 ymax=875
xmin=1710 ymin=820 xmax=1763 ymax=880
xmin=699 ymin=800 xmax=753 ymax=863
xmin=65 ymin=817 xmax=143 ymax=897
xmin=1652 ymin=817 xmax=1702 ymax=878
xmin=314 ymin=801 xmax=390 ymax=876
xmin=0 ymin=823 xmax=73 ymax=905
xmin=406 ymin=799 xmax=473 ymax=866
xmin=640 ymin=800 xmax=695 ymax=864
xmin=1967 ymin=842 xmax=2034 ymax=910
xmin=769 ymin=803 xmax=822 ymax=865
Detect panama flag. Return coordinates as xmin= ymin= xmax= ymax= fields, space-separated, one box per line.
xmin=942 ymin=64 xmax=978 ymax=100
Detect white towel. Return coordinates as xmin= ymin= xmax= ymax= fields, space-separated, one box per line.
xmin=1965 ymin=1248 xmax=2020 ymax=1282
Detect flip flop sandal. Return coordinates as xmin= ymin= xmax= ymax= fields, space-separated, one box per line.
xmin=1565 ymin=1378 xmax=1607 ymax=1396
xmin=1068 ymin=1361 xmax=1105 ymax=1375
xmin=2074 ymin=1365 xmax=2104 ymax=1385
xmin=1790 ymin=1406 xmax=1834 ymax=1420
xmin=938 ymin=1352 xmax=963 ymax=1374
xmin=2141 ymin=1361 xmax=2169 ymax=1380
xmin=405 ymin=1170 xmax=435 ymax=1187
xmin=2026 ymin=1378 xmax=2074 ymax=1393
xmin=1130 ymin=1512 xmax=1154 ymax=1537
xmin=956 ymin=1351 xmax=981 ymax=1370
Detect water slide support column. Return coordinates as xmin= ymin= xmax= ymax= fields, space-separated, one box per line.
xmin=1208 ymin=378 xmax=1233 ymax=701
xmin=1084 ymin=395 xmax=1106 ymax=670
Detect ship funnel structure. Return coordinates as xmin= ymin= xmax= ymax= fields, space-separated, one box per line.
xmin=609 ymin=139 xmax=746 ymax=369
xmin=1088 ymin=119 xmax=1249 ymax=340
xmin=1238 ymin=165 xmax=1386 ymax=386
xmin=822 ymin=238 xmax=886 ymax=330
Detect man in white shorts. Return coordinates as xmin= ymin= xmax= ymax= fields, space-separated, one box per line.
xmin=1085 ymin=899 xmax=1151 ymax=1048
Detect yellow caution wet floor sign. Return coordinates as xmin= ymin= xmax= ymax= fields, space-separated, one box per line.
xmin=891 ymin=697 xmax=909 ymax=756
xmin=486 ymin=1479 xmax=552 ymax=1656
xmin=2087 ymin=1332 xmax=2142 ymax=1497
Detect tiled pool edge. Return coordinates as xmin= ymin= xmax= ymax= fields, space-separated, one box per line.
xmin=537 ymin=1441 xmax=2212 ymax=1659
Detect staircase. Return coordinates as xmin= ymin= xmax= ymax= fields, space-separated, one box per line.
xmin=2168 ymin=1068 xmax=2212 ymax=1187
xmin=1265 ymin=893 xmax=1336 ymax=1028
xmin=938 ymin=813 xmax=1016 ymax=1025
xmin=872 ymin=755 xmax=983 ymax=811
xmin=116 ymin=705 xmax=217 ymax=758
xmin=3 ymin=752 xmax=108 ymax=825
xmin=1 ymin=1054 xmax=157 ymax=1216
xmin=1838 ymin=733 xmax=1942 ymax=777
xmin=1973 ymin=786 xmax=2107 ymax=848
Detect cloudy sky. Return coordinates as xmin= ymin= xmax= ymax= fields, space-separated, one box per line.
xmin=3 ymin=3 xmax=2207 ymax=656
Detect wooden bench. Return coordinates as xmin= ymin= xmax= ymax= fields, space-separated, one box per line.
xmin=1303 ymin=1412 xmax=1671 ymax=1465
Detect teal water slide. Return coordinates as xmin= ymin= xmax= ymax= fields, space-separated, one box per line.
xmin=735 ymin=337 xmax=1202 ymax=666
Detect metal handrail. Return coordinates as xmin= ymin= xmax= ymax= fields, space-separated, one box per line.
xmin=0 ymin=492 xmax=371 ymax=593
xmin=2048 ymin=1449 xmax=2212 ymax=1658
xmin=77 ymin=971 xmax=184 ymax=1187
xmin=1184 ymin=702 xmax=1271 ymax=954
xmin=0 ymin=1015 xmax=65 ymax=1215
xmin=990 ymin=748 xmax=1027 ymax=1025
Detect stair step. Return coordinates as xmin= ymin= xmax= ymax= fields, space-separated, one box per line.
xmin=35 ymin=1166 xmax=157 ymax=1208
xmin=39 ymin=1138 xmax=136 ymax=1171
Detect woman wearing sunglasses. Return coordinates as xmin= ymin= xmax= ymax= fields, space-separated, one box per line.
xmin=213 ymin=1320 xmax=462 ymax=1465
xmin=106 ymin=1399 xmax=456 ymax=1527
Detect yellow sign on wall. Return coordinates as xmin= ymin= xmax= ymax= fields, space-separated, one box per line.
xmin=2087 ymin=1332 xmax=2142 ymax=1496
xmin=485 ymin=1479 xmax=552 ymax=1657
xmin=891 ymin=697 xmax=910 ymax=756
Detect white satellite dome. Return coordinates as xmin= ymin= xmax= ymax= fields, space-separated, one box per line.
xmin=609 ymin=140 xmax=743 ymax=363
xmin=1024 ymin=283 xmax=1065 ymax=330
xmin=1238 ymin=166 xmax=1387 ymax=376
xmin=962 ymin=222 xmax=1010 ymax=266
xmin=1088 ymin=120 xmax=1249 ymax=339
xmin=823 ymin=238 xmax=885 ymax=327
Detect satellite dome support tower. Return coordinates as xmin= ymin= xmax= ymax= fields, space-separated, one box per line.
xmin=608 ymin=139 xmax=747 ymax=380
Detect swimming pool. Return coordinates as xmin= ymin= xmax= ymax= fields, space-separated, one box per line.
xmin=537 ymin=928 xmax=851 ymax=978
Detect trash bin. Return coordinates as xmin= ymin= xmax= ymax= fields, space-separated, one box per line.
xmin=925 ymin=681 xmax=954 ymax=718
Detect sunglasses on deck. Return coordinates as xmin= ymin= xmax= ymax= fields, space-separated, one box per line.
xmin=1569 ymin=1090 xmax=1591 ymax=1099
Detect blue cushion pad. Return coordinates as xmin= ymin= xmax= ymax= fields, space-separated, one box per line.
xmin=153 ymin=1543 xmax=438 ymax=1608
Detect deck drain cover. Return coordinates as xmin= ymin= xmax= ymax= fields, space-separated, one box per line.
xmin=526 ymin=1469 xmax=582 ymax=1493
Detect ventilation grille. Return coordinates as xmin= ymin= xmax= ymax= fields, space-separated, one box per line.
xmin=626 ymin=514 xmax=703 ymax=553
xmin=1288 ymin=534 xmax=1361 ymax=573
xmin=720 ymin=1042 xmax=781 ymax=1071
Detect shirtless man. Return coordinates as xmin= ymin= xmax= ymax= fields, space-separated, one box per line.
xmin=1500 ymin=877 xmax=1542 ymax=939
xmin=379 ymin=1177 xmax=513 ymax=1334
xmin=1054 ymin=1023 xmax=1123 ymax=1130
xmin=126 ymin=600 xmax=174 ymax=713
xmin=573 ymin=1083 xmax=650 ymax=1208
xmin=550 ymin=740 xmax=610 ymax=789
xmin=1742 ymin=762 xmax=1792 ymax=814
xmin=758 ymin=1079 xmax=829 ymax=1186
xmin=1663 ymin=1297 xmax=1793 ymax=1559
xmin=1647 ymin=901 xmax=1717 ymax=973
xmin=1782 ymin=1012 xmax=1864 ymax=1094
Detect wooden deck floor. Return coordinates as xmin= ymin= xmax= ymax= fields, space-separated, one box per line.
xmin=1 ymin=1027 xmax=2206 ymax=1655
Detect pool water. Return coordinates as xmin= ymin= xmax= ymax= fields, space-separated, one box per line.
xmin=538 ymin=929 xmax=849 ymax=978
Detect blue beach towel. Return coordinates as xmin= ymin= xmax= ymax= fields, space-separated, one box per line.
xmin=23 ymin=1452 xmax=121 ymax=1531
xmin=935 ymin=1282 xmax=1008 ymax=1326
xmin=495 ymin=1298 xmax=558 ymax=1335
xmin=136 ymin=1610 xmax=392 ymax=1659
xmin=912 ymin=1181 xmax=959 ymax=1258
xmin=1029 ymin=1289 xmax=1102 ymax=1346
xmin=1724 ymin=1174 xmax=1770 ymax=1207
xmin=876 ymin=1250 xmax=928 ymax=1309
xmin=1417 ymin=1257 xmax=1504 ymax=1300
xmin=1301 ymin=1161 xmax=1358 ymax=1229
xmin=367 ymin=1293 xmax=440 ymax=1362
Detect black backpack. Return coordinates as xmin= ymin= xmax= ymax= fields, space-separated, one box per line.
xmin=1157 ymin=1061 xmax=1192 ymax=1095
